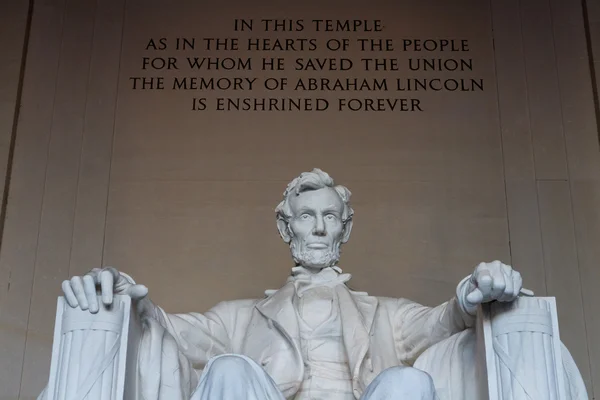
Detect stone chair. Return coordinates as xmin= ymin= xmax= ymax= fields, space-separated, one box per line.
xmin=39 ymin=295 xmax=588 ymax=400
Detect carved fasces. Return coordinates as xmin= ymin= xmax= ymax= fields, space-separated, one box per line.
xmin=480 ymin=297 xmax=570 ymax=400
xmin=45 ymin=295 xmax=138 ymax=400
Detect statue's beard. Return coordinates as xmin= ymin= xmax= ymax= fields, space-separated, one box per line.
xmin=290 ymin=241 xmax=341 ymax=270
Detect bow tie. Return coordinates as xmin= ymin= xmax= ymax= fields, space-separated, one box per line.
xmin=290 ymin=266 xmax=352 ymax=297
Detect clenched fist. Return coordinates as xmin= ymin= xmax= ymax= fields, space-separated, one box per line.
xmin=61 ymin=267 xmax=148 ymax=313
xmin=461 ymin=261 xmax=532 ymax=314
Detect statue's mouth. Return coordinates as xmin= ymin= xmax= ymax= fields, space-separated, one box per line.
xmin=307 ymin=243 xmax=328 ymax=249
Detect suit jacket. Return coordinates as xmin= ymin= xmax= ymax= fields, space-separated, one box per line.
xmin=147 ymin=281 xmax=474 ymax=399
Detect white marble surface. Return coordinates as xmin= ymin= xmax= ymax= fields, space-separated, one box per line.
xmin=43 ymin=296 xmax=132 ymax=400
xmin=39 ymin=169 xmax=587 ymax=399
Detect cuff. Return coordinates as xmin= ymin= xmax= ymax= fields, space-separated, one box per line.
xmin=456 ymin=274 xmax=478 ymax=316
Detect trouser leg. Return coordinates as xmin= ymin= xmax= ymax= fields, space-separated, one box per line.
xmin=361 ymin=366 xmax=438 ymax=400
xmin=190 ymin=354 xmax=286 ymax=400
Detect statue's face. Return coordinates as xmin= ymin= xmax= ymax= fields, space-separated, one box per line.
xmin=287 ymin=187 xmax=346 ymax=269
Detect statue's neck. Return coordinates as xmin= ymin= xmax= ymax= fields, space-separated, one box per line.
xmin=296 ymin=265 xmax=321 ymax=274
xmin=292 ymin=265 xmax=342 ymax=275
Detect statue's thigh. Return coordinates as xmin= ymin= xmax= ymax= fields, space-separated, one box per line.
xmin=361 ymin=366 xmax=436 ymax=400
xmin=192 ymin=354 xmax=286 ymax=400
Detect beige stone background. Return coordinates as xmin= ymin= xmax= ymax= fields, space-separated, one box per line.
xmin=1 ymin=0 xmax=600 ymax=399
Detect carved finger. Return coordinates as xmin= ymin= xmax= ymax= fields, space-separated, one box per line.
xmin=490 ymin=273 xmax=506 ymax=300
xmin=100 ymin=269 xmax=114 ymax=305
xmin=104 ymin=267 xmax=127 ymax=292
xmin=70 ymin=276 xmax=89 ymax=310
xmin=102 ymin=267 xmax=120 ymax=281
xmin=83 ymin=275 xmax=99 ymax=313
xmin=88 ymin=268 xmax=103 ymax=284
xmin=125 ymin=284 xmax=149 ymax=301
xmin=62 ymin=280 xmax=79 ymax=308
xmin=499 ymin=274 xmax=514 ymax=302
xmin=474 ymin=269 xmax=493 ymax=299
xmin=501 ymin=263 xmax=513 ymax=277
xmin=513 ymin=273 xmax=523 ymax=298
xmin=466 ymin=288 xmax=484 ymax=305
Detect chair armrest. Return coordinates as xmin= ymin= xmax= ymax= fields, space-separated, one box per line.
xmin=477 ymin=297 xmax=570 ymax=400
xmin=44 ymin=295 xmax=141 ymax=400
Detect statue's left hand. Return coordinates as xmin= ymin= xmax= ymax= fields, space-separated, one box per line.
xmin=464 ymin=261 xmax=523 ymax=306
xmin=62 ymin=267 xmax=148 ymax=314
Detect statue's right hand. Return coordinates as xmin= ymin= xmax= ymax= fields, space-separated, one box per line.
xmin=61 ymin=267 xmax=148 ymax=313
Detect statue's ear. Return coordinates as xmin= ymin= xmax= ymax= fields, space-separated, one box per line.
xmin=277 ymin=218 xmax=292 ymax=243
xmin=342 ymin=218 xmax=353 ymax=243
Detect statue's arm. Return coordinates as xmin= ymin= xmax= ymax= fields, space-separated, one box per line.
xmin=61 ymin=267 xmax=234 ymax=366
xmin=391 ymin=261 xmax=524 ymax=364
xmin=390 ymin=279 xmax=475 ymax=365
xmin=137 ymin=297 xmax=233 ymax=363
xmin=58 ymin=268 xmax=243 ymax=398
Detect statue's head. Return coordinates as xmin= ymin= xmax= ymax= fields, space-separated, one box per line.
xmin=275 ymin=169 xmax=354 ymax=270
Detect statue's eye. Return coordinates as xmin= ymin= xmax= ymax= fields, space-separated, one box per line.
xmin=300 ymin=214 xmax=311 ymax=220
xmin=325 ymin=214 xmax=336 ymax=221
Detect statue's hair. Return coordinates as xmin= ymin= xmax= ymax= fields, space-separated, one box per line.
xmin=275 ymin=168 xmax=354 ymax=225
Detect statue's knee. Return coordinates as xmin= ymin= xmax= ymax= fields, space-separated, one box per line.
xmin=208 ymin=355 xmax=254 ymax=377
xmin=377 ymin=366 xmax=434 ymax=390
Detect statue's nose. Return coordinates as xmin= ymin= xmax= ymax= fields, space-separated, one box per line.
xmin=313 ymin=216 xmax=326 ymax=235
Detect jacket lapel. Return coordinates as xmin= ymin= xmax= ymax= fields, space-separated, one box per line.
xmin=353 ymin=291 xmax=378 ymax=335
xmin=256 ymin=282 xmax=299 ymax=337
xmin=255 ymin=282 xmax=304 ymax=396
xmin=336 ymin=286 xmax=378 ymax=384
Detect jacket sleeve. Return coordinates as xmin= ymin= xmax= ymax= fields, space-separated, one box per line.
xmin=137 ymin=298 xmax=234 ymax=368
xmin=391 ymin=278 xmax=476 ymax=365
